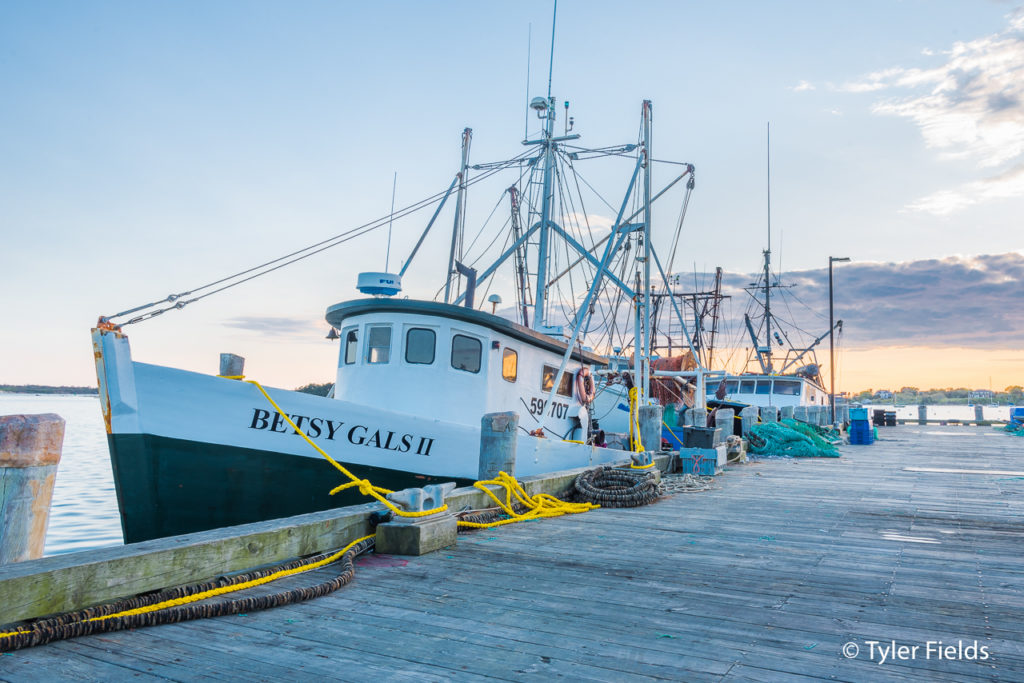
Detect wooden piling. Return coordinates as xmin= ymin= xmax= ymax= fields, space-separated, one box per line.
xmin=219 ymin=353 xmax=245 ymax=378
xmin=0 ymin=414 xmax=65 ymax=564
xmin=478 ymin=412 xmax=518 ymax=480
xmin=638 ymin=404 xmax=663 ymax=451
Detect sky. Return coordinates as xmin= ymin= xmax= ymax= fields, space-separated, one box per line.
xmin=1 ymin=1 xmax=1022 ymax=394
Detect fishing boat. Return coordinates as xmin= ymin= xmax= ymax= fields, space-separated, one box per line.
xmin=92 ymin=57 xmax=704 ymax=542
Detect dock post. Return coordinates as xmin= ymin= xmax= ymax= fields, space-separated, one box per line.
xmin=638 ymin=405 xmax=664 ymax=452
xmin=762 ymin=406 xmax=779 ymax=423
xmin=479 ymin=412 xmax=518 ymax=480
xmin=219 ymin=353 xmax=245 ymax=378
xmin=0 ymin=414 xmax=65 ymax=564
xmin=739 ymin=406 xmax=759 ymax=436
xmin=918 ymin=405 xmax=927 ymax=425
xmin=689 ymin=406 xmax=707 ymax=428
xmin=974 ymin=405 xmax=984 ymax=423
xmin=715 ymin=408 xmax=735 ymax=437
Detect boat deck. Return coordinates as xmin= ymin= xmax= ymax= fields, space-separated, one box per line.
xmin=3 ymin=425 xmax=1023 ymax=681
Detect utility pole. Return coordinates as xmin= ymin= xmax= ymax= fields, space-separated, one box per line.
xmin=829 ymin=256 xmax=851 ymax=424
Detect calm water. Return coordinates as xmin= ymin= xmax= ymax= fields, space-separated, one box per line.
xmin=0 ymin=395 xmax=123 ymax=556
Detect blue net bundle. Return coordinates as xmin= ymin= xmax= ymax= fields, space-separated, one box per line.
xmin=1002 ymin=420 xmax=1024 ymax=436
xmin=748 ymin=420 xmax=841 ymax=458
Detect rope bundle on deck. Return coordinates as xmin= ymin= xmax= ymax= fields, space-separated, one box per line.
xmin=572 ymin=466 xmax=661 ymax=508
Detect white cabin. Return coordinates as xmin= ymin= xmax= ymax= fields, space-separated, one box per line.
xmin=326 ymin=299 xmax=605 ymax=440
xmin=713 ymin=374 xmax=828 ymax=408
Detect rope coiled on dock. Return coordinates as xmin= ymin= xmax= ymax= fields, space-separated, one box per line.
xmin=0 ymin=537 xmax=374 ymax=653
xmin=572 ymin=466 xmax=661 ymax=508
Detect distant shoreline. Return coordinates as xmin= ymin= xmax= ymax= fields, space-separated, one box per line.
xmin=0 ymin=385 xmax=98 ymax=396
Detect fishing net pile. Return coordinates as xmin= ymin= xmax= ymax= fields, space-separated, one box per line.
xmin=747 ymin=419 xmax=841 ymax=458
xmin=1001 ymin=420 xmax=1024 ymax=436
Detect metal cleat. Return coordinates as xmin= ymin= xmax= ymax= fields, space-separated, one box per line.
xmin=377 ymin=482 xmax=458 ymax=556
xmin=385 ymin=482 xmax=457 ymax=524
xmin=630 ymin=451 xmax=653 ymax=467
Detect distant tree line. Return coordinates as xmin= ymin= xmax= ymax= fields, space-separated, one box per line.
xmin=2 ymin=382 xmax=335 ymax=397
xmin=852 ymin=386 xmax=1023 ymax=405
xmin=0 ymin=385 xmax=98 ymax=395
xmin=295 ymin=382 xmax=333 ymax=397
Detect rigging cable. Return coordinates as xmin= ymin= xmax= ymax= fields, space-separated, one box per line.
xmin=103 ymin=149 xmax=535 ymax=326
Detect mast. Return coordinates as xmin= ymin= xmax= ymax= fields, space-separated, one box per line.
xmin=531 ymin=3 xmax=559 ymax=330
xmin=444 ymin=128 xmax=472 ymax=304
xmin=508 ymin=186 xmax=530 ymax=326
xmin=706 ymin=266 xmax=723 ymax=367
xmin=763 ymin=122 xmax=773 ymax=373
xmin=532 ymin=99 xmax=556 ymax=329
xmin=639 ymin=100 xmax=653 ymax=401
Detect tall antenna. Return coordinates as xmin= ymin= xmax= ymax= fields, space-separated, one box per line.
xmin=766 ymin=122 xmax=771 ymax=255
xmin=524 ymin=23 xmax=531 ymax=139
xmin=547 ymin=0 xmax=557 ymax=99
xmin=763 ymin=122 xmax=772 ymax=372
xmin=385 ymin=172 xmax=397 ymax=271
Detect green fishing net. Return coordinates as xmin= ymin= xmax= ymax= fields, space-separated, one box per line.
xmin=748 ymin=419 xmax=841 ymax=458
xmin=1001 ymin=421 xmax=1024 ymax=436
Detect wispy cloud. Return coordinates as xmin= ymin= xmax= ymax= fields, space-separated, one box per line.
xmin=907 ymin=163 xmax=1024 ymax=215
xmin=223 ymin=316 xmax=324 ymax=337
xmin=840 ymin=10 xmax=1024 ymax=215
xmin=791 ymin=80 xmax=815 ymax=92
xmin=558 ymin=211 xmax=614 ymax=237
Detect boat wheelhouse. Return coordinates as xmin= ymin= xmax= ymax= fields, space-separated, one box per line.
xmin=714 ymin=374 xmax=829 ymax=408
xmin=326 ymin=298 xmax=606 ymax=436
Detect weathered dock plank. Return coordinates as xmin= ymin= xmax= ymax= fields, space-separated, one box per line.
xmin=0 ymin=425 xmax=1021 ymax=681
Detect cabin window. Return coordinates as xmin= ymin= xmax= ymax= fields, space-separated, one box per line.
xmin=774 ymin=380 xmax=801 ymax=396
xmin=451 ymin=334 xmax=481 ymax=373
xmin=367 ymin=326 xmax=391 ymax=364
xmin=405 ymin=328 xmax=435 ymax=364
xmin=725 ymin=380 xmax=738 ymax=394
xmin=502 ymin=348 xmax=518 ymax=382
xmin=344 ymin=329 xmax=358 ymax=365
xmin=739 ymin=380 xmax=756 ymax=394
xmin=755 ymin=380 xmax=772 ymax=395
xmin=541 ymin=364 xmax=573 ymax=397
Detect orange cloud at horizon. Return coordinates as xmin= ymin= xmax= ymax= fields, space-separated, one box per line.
xmin=835 ymin=346 xmax=1024 ymax=393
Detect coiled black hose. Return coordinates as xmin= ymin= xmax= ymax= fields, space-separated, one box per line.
xmin=0 ymin=537 xmax=374 ymax=653
xmin=572 ymin=466 xmax=660 ymax=508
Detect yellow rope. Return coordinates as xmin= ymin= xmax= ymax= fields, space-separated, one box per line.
xmin=662 ymin=420 xmax=683 ymax=447
xmin=628 ymin=387 xmax=644 ymax=453
xmin=246 ymin=380 xmax=446 ymax=519
xmin=457 ymin=471 xmax=598 ymax=529
xmin=629 ymin=459 xmax=656 ymax=470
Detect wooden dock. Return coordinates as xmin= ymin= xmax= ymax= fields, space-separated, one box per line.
xmin=2 ymin=425 xmax=1023 ymax=681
